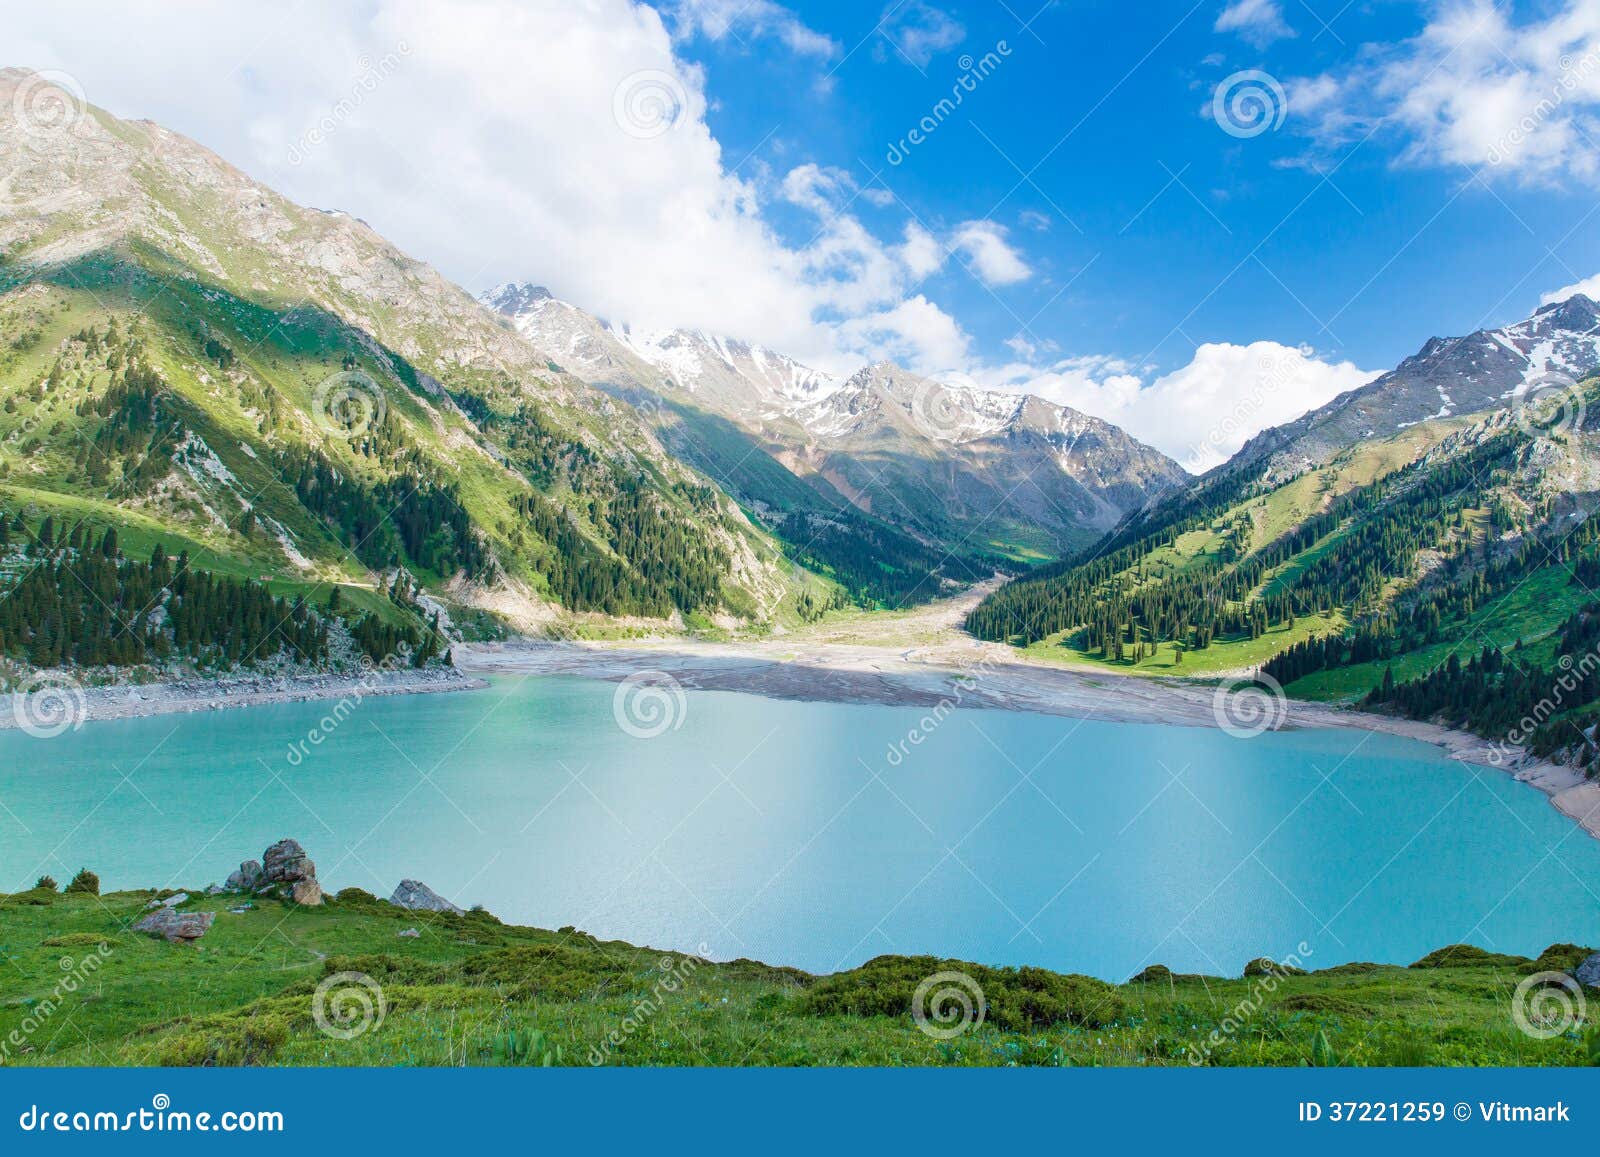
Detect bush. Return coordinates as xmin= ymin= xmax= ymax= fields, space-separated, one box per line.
xmin=1313 ymin=962 xmax=1379 ymax=976
xmin=1409 ymin=944 xmax=1531 ymax=969
xmin=65 ymin=869 xmax=100 ymax=896
xmin=153 ymin=1014 xmax=290 ymax=1067
xmin=35 ymin=876 xmax=58 ymax=891
xmin=799 ymin=955 xmax=1125 ymax=1031
xmin=1532 ymin=943 xmax=1594 ymax=974
xmin=459 ymin=945 xmax=639 ymax=1001
xmin=40 ymin=933 xmax=113 ymax=948
xmin=1244 ymin=957 xmax=1306 ymax=978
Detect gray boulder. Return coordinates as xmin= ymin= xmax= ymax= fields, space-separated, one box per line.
xmin=257 ymin=840 xmax=323 ymax=906
xmin=224 ymin=860 xmax=262 ymax=892
xmin=132 ymin=908 xmax=215 ymax=943
xmin=389 ymin=879 xmax=462 ymax=914
xmin=1578 ymin=952 xmax=1600 ymax=990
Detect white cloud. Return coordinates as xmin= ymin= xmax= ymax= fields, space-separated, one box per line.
xmin=983 ymin=342 xmax=1379 ymax=470
xmin=949 ymin=221 xmax=1031 ymax=286
xmin=6 ymin=0 xmax=1375 ymax=465
xmin=666 ymin=0 xmax=838 ymax=57
xmin=897 ymin=222 xmax=945 ymax=279
xmin=838 ymin=296 xmax=973 ymax=373
xmin=878 ymin=1 xmax=965 ymax=67
xmin=1542 ymin=272 xmax=1600 ymax=303
xmin=5 ymin=0 xmax=981 ymax=374
xmin=1292 ymin=1 xmax=1600 ymax=183
xmin=1214 ymin=0 xmax=1295 ymax=48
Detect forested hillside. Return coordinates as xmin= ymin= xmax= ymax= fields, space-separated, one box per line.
xmin=969 ymin=380 xmax=1600 ymax=764
xmin=0 ymin=73 xmax=860 ymax=682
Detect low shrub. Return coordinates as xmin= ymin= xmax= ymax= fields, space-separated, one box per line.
xmin=1531 ymin=943 xmax=1594 ymax=974
xmin=1313 ymin=962 xmax=1380 ymax=976
xmin=1409 ymin=944 xmax=1531 ymax=969
xmin=40 ymin=933 xmax=114 ymax=948
xmin=458 ymin=944 xmax=641 ymax=1001
xmin=1244 ymin=957 xmax=1306 ymax=978
xmin=153 ymin=1014 xmax=290 ymax=1067
xmin=799 ymin=955 xmax=1125 ymax=1031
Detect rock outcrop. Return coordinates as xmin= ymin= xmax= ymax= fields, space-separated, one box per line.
xmin=389 ymin=879 xmax=461 ymax=914
xmin=132 ymin=908 xmax=215 ymax=943
xmin=222 ymin=840 xmax=322 ymax=905
xmin=1578 ymin=952 xmax=1600 ymax=990
xmin=224 ymin=860 xmax=262 ymax=892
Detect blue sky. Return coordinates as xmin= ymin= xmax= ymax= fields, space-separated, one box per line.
xmin=685 ymin=0 xmax=1600 ymax=372
xmin=12 ymin=0 xmax=1600 ymax=465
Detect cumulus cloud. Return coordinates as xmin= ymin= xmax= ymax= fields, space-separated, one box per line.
xmin=839 ymin=296 xmax=974 ymax=373
xmin=6 ymin=0 xmax=998 ymax=374
xmin=1214 ymin=0 xmax=1295 ymax=48
xmin=1290 ymin=0 xmax=1600 ymax=183
xmin=7 ymin=0 xmax=1375 ymax=464
xmin=982 ymin=343 xmax=1379 ymax=470
xmin=1542 ymin=272 xmax=1600 ymax=303
xmin=897 ymin=222 xmax=945 ymax=279
xmin=948 ymin=221 xmax=1031 ymax=286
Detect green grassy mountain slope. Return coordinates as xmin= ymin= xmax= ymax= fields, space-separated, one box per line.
xmin=0 ymin=69 xmax=829 ymax=660
xmin=968 ymin=380 xmax=1600 ymax=763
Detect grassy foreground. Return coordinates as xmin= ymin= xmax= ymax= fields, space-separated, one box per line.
xmin=1 ymin=887 xmax=1595 ymax=1068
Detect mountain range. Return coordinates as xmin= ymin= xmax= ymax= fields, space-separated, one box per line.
xmin=1228 ymin=293 xmax=1600 ymax=480
xmin=484 ymin=283 xmax=1186 ymax=561
xmin=5 ymin=61 xmax=1600 ymax=759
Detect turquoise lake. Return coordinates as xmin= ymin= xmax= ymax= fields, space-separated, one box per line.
xmin=3 ymin=674 xmax=1598 ymax=980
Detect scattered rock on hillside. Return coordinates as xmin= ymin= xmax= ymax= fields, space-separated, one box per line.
xmin=222 ymin=841 xmax=323 ymax=905
xmin=132 ymin=908 xmax=215 ymax=943
xmin=224 ymin=860 xmax=262 ymax=892
xmin=398 ymin=928 xmax=420 ymax=938
xmin=389 ymin=879 xmax=461 ymax=914
xmin=1578 ymin=952 xmax=1600 ymax=990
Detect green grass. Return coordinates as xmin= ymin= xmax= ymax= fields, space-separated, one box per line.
xmin=2 ymin=889 xmax=1592 ymax=1068
xmin=1020 ymin=612 xmax=1347 ymax=677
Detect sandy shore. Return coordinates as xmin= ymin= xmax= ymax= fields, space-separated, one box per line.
xmin=0 ymin=666 xmax=485 ymax=730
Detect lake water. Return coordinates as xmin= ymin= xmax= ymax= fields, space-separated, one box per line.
xmin=3 ymin=674 xmax=1597 ymax=980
